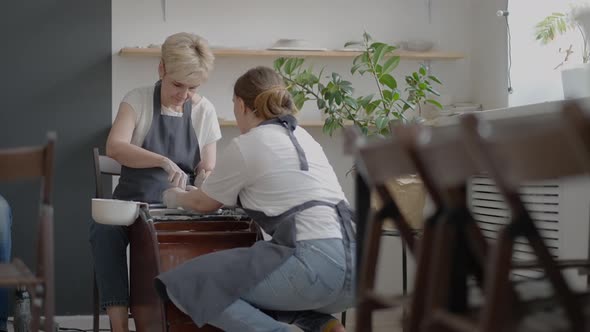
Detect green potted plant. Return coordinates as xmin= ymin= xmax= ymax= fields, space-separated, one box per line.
xmin=273 ymin=32 xmax=443 ymax=137
xmin=535 ymin=6 xmax=590 ymax=98
xmin=273 ymin=32 xmax=444 ymax=229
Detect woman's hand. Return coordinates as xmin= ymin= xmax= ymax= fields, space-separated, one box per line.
xmin=162 ymin=187 xmax=186 ymax=208
xmin=160 ymin=158 xmax=188 ymax=190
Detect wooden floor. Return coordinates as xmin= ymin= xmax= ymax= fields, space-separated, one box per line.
xmin=340 ymin=308 xmax=405 ymax=332
xmin=6 ymin=308 xmax=405 ymax=332
xmin=291 ymin=308 xmax=405 ymax=332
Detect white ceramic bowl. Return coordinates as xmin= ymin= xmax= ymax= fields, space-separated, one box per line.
xmin=404 ymin=40 xmax=434 ymax=52
xmin=92 ymin=198 xmax=140 ymax=226
xmin=272 ymin=39 xmax=307 ymax=48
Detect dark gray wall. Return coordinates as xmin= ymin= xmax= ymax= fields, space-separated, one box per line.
xmin=0 ymin=1 xmax=111 ymax=314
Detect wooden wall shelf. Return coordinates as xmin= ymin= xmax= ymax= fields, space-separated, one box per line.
xmin=119 ymin=47 xmax=464 ymax=60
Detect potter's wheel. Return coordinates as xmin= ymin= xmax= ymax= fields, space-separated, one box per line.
xmin=146 ymin=206 xmax=249 ymax=221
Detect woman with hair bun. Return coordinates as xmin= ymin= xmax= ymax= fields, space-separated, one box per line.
xmin=160 ymin=66 xmax=355 ymax=332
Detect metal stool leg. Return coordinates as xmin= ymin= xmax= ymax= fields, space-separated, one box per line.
xmin=93 ymin=271 xmax=100 ymax=332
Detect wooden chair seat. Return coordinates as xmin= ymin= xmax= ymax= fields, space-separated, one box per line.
xmin=0 ymin=259 xmax=40 ymax=286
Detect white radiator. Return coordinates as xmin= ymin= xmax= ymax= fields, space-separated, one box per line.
xmin=468 ymin=175 xmax=590 ymax=289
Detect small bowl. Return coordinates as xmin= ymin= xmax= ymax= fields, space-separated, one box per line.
xmin=92 ymin=198 xmax=141 ymax=226
xmin=404 ymin=40 xmax=434 ymax=52
xmin=272 ymin=39 xmax=307 ymax=48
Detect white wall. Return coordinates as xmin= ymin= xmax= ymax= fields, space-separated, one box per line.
xmin=112 ymin=0 xmax=475 ymax=202
xmin=470 ymin=0 xmax=509 ymax=110
xmin=109 ymin=0 xmax=590 ymax=315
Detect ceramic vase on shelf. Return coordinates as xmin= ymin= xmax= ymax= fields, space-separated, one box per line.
xmin=561 ymin=64 xmax=590 ymax=99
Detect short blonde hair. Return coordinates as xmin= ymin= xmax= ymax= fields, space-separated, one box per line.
xmin=161 ymin=33 xmax=214 ymax=86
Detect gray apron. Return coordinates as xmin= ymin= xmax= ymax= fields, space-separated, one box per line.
xmin=113 ymin=80 xmax=200 ymax=203
xmin=155 ymin=115 xmax=356 ymax=327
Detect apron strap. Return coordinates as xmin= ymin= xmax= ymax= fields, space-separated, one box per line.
xmin=335 ymin=201 xmax=356 ymax=244
xmin=259 ymin=115 xmax=309 ymax=171
xmin=242 ymin=199 xmax=334 ymax=222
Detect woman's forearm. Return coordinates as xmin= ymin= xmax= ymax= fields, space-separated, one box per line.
xmin=107 ymin=140 xmax=168 ymax=169
xmin=197 ymin=142 xmax=217 ymax=172
xmin=177 ymin=189 xmax=223 ymax=213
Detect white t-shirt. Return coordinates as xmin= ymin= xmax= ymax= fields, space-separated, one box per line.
xmin=121 ymin=86 xmax=222 ymax=151
xmin=201 ymin=124 xmax=347 ymax=241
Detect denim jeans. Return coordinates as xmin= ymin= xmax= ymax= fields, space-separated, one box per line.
xmin=0 ymin=196 xmax=13 ymax=331
xmin=88 ymin=222 xmax=129 ymax=309
xmin=169 ymin=238 xmax=356 ymax=332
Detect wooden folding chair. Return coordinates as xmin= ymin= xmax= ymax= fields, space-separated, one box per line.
xmin=0 ymin=133 xmax=56 ymax=332
xmin=345 ymin=127 xmax=446 ymax=332
xmin=390 ymin=124 xmax=503 ymax=332
xmin=91 ymin=148 xmax=122 ymax=332
xmin=459 ymin=106 xmax=590 ymax=332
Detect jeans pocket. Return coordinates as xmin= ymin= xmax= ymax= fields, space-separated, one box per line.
xmin=282 ymin=246 xmax=346 ymax=303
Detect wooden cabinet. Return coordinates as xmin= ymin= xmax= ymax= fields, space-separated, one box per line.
xmin=129 ymin=215 xmax=258 ymax=332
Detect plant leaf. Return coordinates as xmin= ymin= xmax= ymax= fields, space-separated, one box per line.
xmin=292 ymin=91 xmax=307 ymax=110
xmin=332 ymin=72 xmax=341 ymax=82
xmin=273 ymin=57 xmax=286 ymax=71
xmin=375 ymin=116 xmax=389 ymax=130
xmin=382 ymin=56 xmax=400 ymax=74
xmin=284 ymin=58 xmax=296 ymax=75
xmin=344 ymin=41 xmax=362 ymax=47
xmin=428 ymin=75 xmax=442 ymax=84
xmin=294 ymin=58 xmax=305 ymax=71
xmin=323 ymin=116 xmax=335 ymax=135
xmin=344 ymin=96 xmax=359 ymax=109
xmin=383 ymin=90 xmax=393 ymax=101
xmin=426 ymin=87 xmax=441 ymax=96
xmin=372 ymin=43 xmax=388 ymax=66
xmin=379 ymin=74 xmax=397 ymax=89
xmin=317 ymin=99 xmax=326 ymax=109
xmin=370 ymin=42 xmax=387 ymax=51
xmin=401 ymin=98 xmax=413 ymax=109
xmin=365 ymin=100 xmax=381 ymax=114
xmin=535 ymin=12 xmax=570 ymax=44
xmin=360 ymin=94 xmax=374 ymax=105
xmin=353 ymin=54 xmax=364 ymax=65
xmin=426 ymin=99 xmax=443 ymax=109
xmin=351 ymin=63 xmax=363 ymax=75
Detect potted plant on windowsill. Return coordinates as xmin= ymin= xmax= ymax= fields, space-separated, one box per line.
xmin=273 ymin=33 xmax=444 ymax=230
xmin=535 ymin=6 xmax=590 ymax=99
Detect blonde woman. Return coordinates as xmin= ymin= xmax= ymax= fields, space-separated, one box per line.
xmin=160 ymin=67 xmax=355 ymax=332
xmin=90 ymin=33 xmax=221 ymax=332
